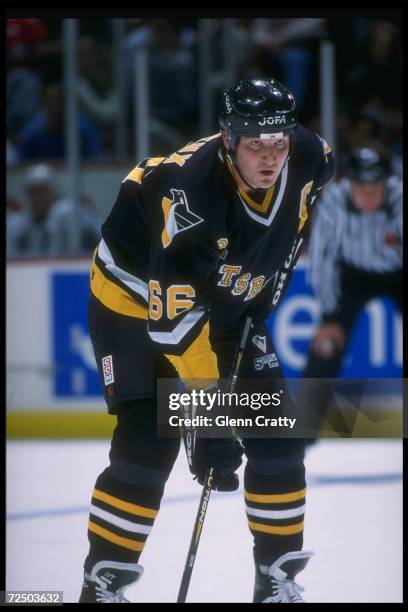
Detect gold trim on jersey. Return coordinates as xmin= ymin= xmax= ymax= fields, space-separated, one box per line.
xmin=298 ymin=181 xmax=313 ymax=232
xmin=90 ymin=260 xmax=148 ymax=319
xmin=238 ymin=184 xmax=276 ymax=214
xmin=124 ymin=167 xmax=144 ymax=184
xmin=178 ymin=133 xmax=220 ymax=154
xmin=123 ymin=157 xmax=166 ymax=184
xmin=164 ymin=321 xmax=219 ymax=387
xmin=226 ymin=158 xmax=276 ymax=214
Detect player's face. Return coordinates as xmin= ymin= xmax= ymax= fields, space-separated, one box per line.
xmin=235 ymin=135 xmax=290 ymax=189
xmin=351 ymin=182 xmax=385 ymax=212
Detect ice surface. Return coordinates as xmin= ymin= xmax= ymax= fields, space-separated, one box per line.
xmin=6 ymin=439 xmax=402 ymax=603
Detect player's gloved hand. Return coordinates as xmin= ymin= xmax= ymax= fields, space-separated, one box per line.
xmin=179 ymin=382 xmax=243 ymax=491
xmin=195 ymin=436 xmax=244 ymax=491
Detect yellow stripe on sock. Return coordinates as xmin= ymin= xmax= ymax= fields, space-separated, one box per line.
xmin=244 ymin=488 xmax=306 ymax=504
xmin=248 ymin=520 xmax=304 ymax=535
xmin=88 ymin=521 xmax=145 ymax=551
xmin=93 ymin=489 xmax=158 ymax=519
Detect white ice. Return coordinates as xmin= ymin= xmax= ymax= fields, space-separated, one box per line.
xmin=6 ymin=439 xmax=402 ymax=603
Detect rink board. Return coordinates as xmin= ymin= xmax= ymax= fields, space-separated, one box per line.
xmin=7 ymin=260 xmax=402 ymax=438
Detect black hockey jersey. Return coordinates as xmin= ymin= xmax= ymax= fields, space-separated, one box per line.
xmin=90 ymin=127 xmax=334 ymax=382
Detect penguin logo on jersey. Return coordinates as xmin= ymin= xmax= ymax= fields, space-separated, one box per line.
xmin=252 ymin=335 xmax=267 ymax=354
xmin=161 ymin=189 xmax=204 ymax=248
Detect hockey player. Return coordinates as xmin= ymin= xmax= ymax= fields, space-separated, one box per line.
xmin=299 ymin=146 xmax=402 ymax=436
xmin=79 ymin=79 xmax=335 ymax=603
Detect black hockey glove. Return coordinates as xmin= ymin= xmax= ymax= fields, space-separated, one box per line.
xmin=196 ymin=436 xmax=244 ymax=491
xmin=182 ymin=426 xmax=243 ymax=492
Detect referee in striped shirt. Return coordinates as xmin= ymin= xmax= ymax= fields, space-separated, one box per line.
xmin=300 ymin=146 xmax=402 ymax=435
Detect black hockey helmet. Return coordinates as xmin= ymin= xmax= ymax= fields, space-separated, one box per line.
xmin=218 ymin=79 xmax=297 ymax=154
xmin=345 ymin=147 xmax=390 ymax=183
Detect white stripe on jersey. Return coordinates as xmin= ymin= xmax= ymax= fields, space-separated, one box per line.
xmin=148 ymin=305 xmax=206 ymax=345
xmin=98 ymin=239 xmax=149 ymax=302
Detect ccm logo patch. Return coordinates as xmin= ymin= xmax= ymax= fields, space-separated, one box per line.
xmin=102 ymin=355 xmax=114 ymax=385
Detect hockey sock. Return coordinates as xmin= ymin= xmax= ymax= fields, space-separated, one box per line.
xmin=244 ymin=461 xmax=306 ymax=565
xmin=85 ymin=467 xmax=164 ymax=568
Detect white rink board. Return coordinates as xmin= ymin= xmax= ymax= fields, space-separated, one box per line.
xmin=6 ymin=260 xmax=103 ymax=411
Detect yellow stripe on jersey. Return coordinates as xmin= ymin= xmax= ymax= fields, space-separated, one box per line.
xmin=90 ymin=261 xmax=148 ymax=319
xmin=248 ymin=520 xmax=304 ymax=535
xmin=298 ymin=181 xmax=313 ymax=232
xmin=123 ymin=167 xmax=144 ymax=184
xmin=244 ymin=488 xmax=306 ymax=503
xmin=88 ymin=521 xmax=145 ymax=551
xmin=123 ymin=157 xmax=166 ymax=184
xmin=238 ymin=184 xmax=276 ymax=214
xmin=226 ymin=157 xmax=276 ymax=213
xmin=146 ymin=157 xmax=166 ymax=167
xmin=92 ymin=489 xmax=158 ymax=519
xmin=178 ymin=133 xmax=220 ymax=154
xmin=164 ymin=321 xmax=219 ymax=387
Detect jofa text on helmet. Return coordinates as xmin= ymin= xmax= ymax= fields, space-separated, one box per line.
xmin=258 ymin=116 xmax=286 ymax=126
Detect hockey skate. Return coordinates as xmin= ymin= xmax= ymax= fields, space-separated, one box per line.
xmin=253 ymin=550 xmax=313 ymax=603
xmin=79 ymin=560 xmax=143 ymax=603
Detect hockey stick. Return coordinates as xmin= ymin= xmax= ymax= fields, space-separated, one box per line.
xmin=228 ymin=315 xmax=253 ymax=394
xmin=176 ymin=315 xmax=253 ymax=603
xmin=176 ymin=466 xmax=214 ymax=603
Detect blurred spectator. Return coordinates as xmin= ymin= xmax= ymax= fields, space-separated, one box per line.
xmin=7 ymin=164 xmax=101 ymax=257
xmin=247 ymin=19 xmax=326 ymax=120
xmin=6 ymin=18 xmax=47 ymax=59
xmin=17 ymin=83 xmax=103 ymax=160
xmin=6 ymin=19 xmax=47 ymax=142
xmin=76 ymin=36 xmax=118 ymax=154
xmin=147 ymin=20 xmax=197 ymax=124
xmin=122 ymin=19 xmax=197 ymax=150
xmin=77 ymin=37 xmax=118 ymax=125
xmin=346 ymin=21 xmax=401 ymax=111
xmin=336 ymin=110 xmax=403 ymax=181
xmin=344 ymin=20 xmax=402 ymax=150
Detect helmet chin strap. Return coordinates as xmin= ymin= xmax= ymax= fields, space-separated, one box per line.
xmin=226 ymin=149 xmax=265 ymax=192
